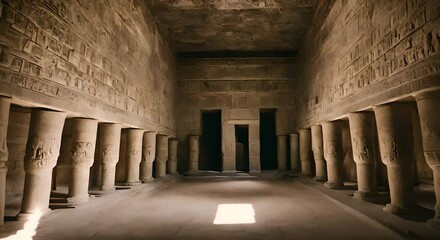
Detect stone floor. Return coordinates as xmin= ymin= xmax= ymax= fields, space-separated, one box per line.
xmin=2 ymin=176 xmax=422 ymax=240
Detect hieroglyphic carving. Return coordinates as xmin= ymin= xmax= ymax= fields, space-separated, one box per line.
xmin=352 ymin=136 xmax=371 ymax=164
xmin=379 ymin=136 xmax=399 ymax=165
xmin=324 ymin=141 xmax=340 ymax=161
xmin=101 ymin=144 xmax=119 ymax=164
xmin=71 ymin=142 xmax=94 ymax=167
xmin=25 ymin=136 xmax=60 ymax=168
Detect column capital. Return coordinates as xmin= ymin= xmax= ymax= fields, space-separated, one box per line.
xmin=413 ymin=88 xmax=440 ymax=100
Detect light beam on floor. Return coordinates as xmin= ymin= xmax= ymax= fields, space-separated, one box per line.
xmin=213 ymin=203 xmax=256 ymax=225
xmin=4 ymin=210 xmax=42 ymax=240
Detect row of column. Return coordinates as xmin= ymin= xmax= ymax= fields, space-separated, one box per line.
xmin=0 ymin=99 xmax=179 ymax=223
xmin=289 ymin=89 xmax=440 ymax=229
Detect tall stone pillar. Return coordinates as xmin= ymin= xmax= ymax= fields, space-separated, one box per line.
xmin=348 ymin=112 xmax=378 ymax=199
xmin=374 ymin=103 xmax=416 ymax=214
xmin=20 ymin=109 xmax=66 ymax=214
xmin=415 ymin=90 xmax=440 ymax=229
xmin=67 ymin=118 xmax=98 ymax=204
xmin=322 ymin=121 xmax=344 ymax=189
xmin=0 ymin=97 xmax=11 ymax=224
xmin=167 ymin=138 xmax=178 ymax=175
xmin=311 ymin=125 xmax=327 ymax=181
xmin=140 ymin=131 xmax=156 ymax=182
xmin=289 ymin=133 xmax=300 ymax=173
xmin=188 ymin=135 xmax=199 ymax=173
xmin=277 ymin=135 xmax=287 ymax=172
xmin=125 ymin=129 xmax=144 ymax=186
xmin=155 ymin=134 xmax=168 ymax=178
xmin=299 ymin=129 xmax=312 ymax=175
xmin=99 ymin=123 xmax=121 ymax=192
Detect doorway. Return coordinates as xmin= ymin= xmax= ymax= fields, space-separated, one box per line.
xmin=200 ymin=110 xmax=222 ymax=171
xmin=235 ymin=125 xmax=249 ymax=172
xmin=260 ymin=109 xmax=277 ymax=170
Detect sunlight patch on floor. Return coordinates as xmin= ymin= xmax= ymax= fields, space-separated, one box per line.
xmin=213 ymin=203 xmax=256 ymax=225
xmin=4 ymin=211 xmax=42 ymax=240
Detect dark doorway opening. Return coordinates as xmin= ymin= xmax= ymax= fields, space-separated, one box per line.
xmin=260 ymin=109 xmax=277 ymax=170
xmin=235 ymin=125 xmax=249 ymax=172
xmin=200 ymin=110 xmax=222 ymax=172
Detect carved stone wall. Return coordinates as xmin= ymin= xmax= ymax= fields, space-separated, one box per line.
xmin=176 ymin=58 xmax=295 ymax=171
xmin=295 ymin=0 xmax=440 ymax=128
xmin=0 ymin=0 xmax=177 ymax=135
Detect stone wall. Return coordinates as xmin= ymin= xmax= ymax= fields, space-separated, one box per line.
xmin=294 ymin=0 xmax=440 ymax=128
xmin=0 ymin=0 xmax=177 ymax=135
xmin=176 ymin=58 xmax=295 ymax=172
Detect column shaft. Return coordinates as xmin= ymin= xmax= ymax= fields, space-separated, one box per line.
xmin=322 ymin=121 xmax=344 ymax=189
xmin=299 ymin=130 xmax=312 ymax=175
xmin=21 ymin=109 xmax=66 ymax=214
xmin=155 ymin=134 xmax=168 ymax=178
xmin=415 ymin=90 xmax=440 ymax=228
xmin=348 ymin=112 xmax=378 ymax=199
xmin=99 ymin=123 xmax=121 ymax=192
xmin=374 ymin=103 xmax=416 ymax=214
xmin=67 ymin=118 xmax=98 ymax=204
xmin=289 ymin=133 xmax=300 ymax=173
xmin=277 ymin=135 xmax=287 ymax=172
xmin=125 ymin=129 xmax=144 ymax=185
xmin=0 ymin=97 xmax=11 ymax=224
xmin=188 ymin=135 xmax=199 ymax=173
xmin=167 ymin=139 xmax=178 ymax=175
xmin=311 ymin=125 xmax=327 ymax=181
xmin=140 ymin=131 xmax=156 ymax=182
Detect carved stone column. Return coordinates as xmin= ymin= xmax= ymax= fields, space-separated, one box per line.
xmin=140 ymin=131 xmax=156 ymax=183
xmin=374 ymin=103 xmax=416 ymax=214
xmin=20 ymin=109 xmax=66 ymax=214
xmin=67 ymin=118 xmax=98 ymax=204
xmin=277 ymin=135 xmax=287 ymax=172
xmin=415 ymin=90 xmax=440 ymax=229
xmin=155 ymin=134 xmax=168 ymax=178
xmin=289 ymin=133 xmax=300 ymax=173
xmin=311 ymin=125 xmax=327 ymax=181
xmin=188 ymin=135 xmax=199 ymax=173
xmin=167 ymin=138 xmax=178 ymax=175
xmin=299 ymin=129 xmax=312 ymax=176
xmin=99 ymin=123 xmax=121 ymax=192
xmin=0 ymin=97 xmax=11 ymax=224
xmin=348 ymin=112 xmax=378 ymax=199
xmin=322 ymin=121 xmax=344 ymax=189
xmin=125 ymin=129 xmax=144 ymax=186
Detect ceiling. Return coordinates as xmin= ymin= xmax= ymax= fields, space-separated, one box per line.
xmin=145 ymin=0 xmax=318 ymax=54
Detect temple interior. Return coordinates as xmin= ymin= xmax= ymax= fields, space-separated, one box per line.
xmin=1 ymin=0 xmax=440 ymax=239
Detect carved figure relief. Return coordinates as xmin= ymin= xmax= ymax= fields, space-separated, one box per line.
xmin=142 ymin=145 xmax=154 ymax=162
xmin=380 ymin=136 xmax=399 ymax=164
xmin=27 ymin=136 xmax=60 ymax=168
xmin=71 ymin=142 xmax=94 ymax=166
xmin=101 ymin=144 xmax=118 ymax=164
xmin=324 ymin=141 xmax=339 ymax=161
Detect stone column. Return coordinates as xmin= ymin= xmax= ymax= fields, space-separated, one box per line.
xmin=167 ymin=138 xmax=178 ymax=175
xmin=311 ymin=125 xmax=327 ymax=181
xmin=289 ymin=133 xmax=300 ymax=173
xmin=188 ymin=135 xmax=199 ymax=173
xmin=140 ymin=131 xmax=156 ymax=182
xmin=322 ymin=121 xmax=344 ymax=189
xmin=374 ymin=103 xmax=416 ymax=214
xmin=415 ymin=90 xmax=440 ymax=229
xmin=20 ymin=109 xmax=66 ymax=214
xmin=0 ymin=97 xmax=11 ymax=224
xmin=299 ymin=129 xmax=312 ymax=175
xmin=99 ymin=123 xmax=121 ymax=192
xmin=125 ymin=129 xmax=144 ymax=186
xmin=67 ymin=118 xmax=98 ymax=204
xmin=348 ymin=112 xmax=378 ymax=199
xmin=277 ymin=135 xmax=287 ymax=172
xmin=155 ymin=134 xmax=168 ymax=178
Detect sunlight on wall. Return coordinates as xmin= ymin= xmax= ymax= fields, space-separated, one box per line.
xmin=4 ymin=211 xmax=42 ymax=240
xmin=213 ymin=203 xmax=256 ymax=225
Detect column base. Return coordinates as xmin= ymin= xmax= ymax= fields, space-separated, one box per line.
xmin=383 ymin=203 xmax=418 ymax=215
xmin=66 ymin=195 xmax=89 ymax=205
xmin=18 ymin=208 xmax=51 ymax=221
xmin=123 ymin=181 xmax=142 ymax=186
xmin=427 ymin=217 xmax=440 ymax=232
xmin=140 ymin=177 xmax=154 ymax=183
xmin=352 ymin=191 xmax=378 ymax=200
xmin=99 ymin=187 xmax=116 ymax=194
xmin=313 ymin=176 xmax=327 ymax=181
xmin=324 ymin=181 xmax=344 ymax=189
xmin=221 ymin=171 xmax=237 ymax=174
xmin=249 ymin=170 xmax=261 ymax=174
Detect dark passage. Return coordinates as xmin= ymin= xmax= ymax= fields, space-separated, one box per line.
xmin=235 ymin=125 xmax=249 ymax=172
xmin=260 ymin=109 xmax=277 ymax=170
xmin=200 ymin=110 xmax=222 ymax=171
